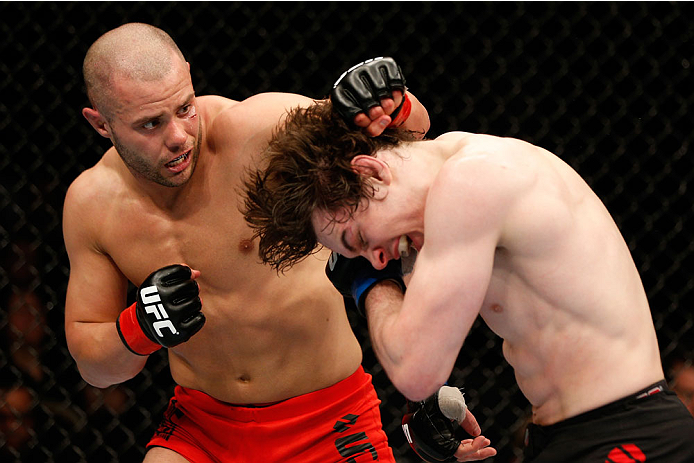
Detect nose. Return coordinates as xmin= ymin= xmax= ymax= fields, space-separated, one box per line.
xmin=367 ymin=247 xmax=388 ymax=270
xmin=165 ymin=119 xmax=188 ymax=151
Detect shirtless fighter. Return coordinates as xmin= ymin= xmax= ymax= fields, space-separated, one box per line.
xmin=63 ymin=22 xmax=492 ymax=462
xmin=243 ymin=100 xmax=694 ymax=462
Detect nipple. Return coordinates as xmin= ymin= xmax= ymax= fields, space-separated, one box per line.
xmin=238 ymin=238 xmax=254 ymax=254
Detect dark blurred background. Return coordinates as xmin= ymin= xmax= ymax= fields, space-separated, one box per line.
xmin=1 ymin=2 xmax=693 ymax=462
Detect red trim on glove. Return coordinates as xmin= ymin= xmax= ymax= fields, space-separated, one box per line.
xmin=116 ymin=302 xmax=161 ymax=356
xmin=388 ymin=94 xmax=412 ymax=128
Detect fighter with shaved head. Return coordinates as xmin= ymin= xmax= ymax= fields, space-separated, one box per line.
xmin=63 ymin=23 xmax=493 ymax=462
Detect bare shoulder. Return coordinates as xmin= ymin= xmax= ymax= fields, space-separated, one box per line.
xmin=232 ymin=92 xmax=315 ymax=113
xmin=197 ymin=95 xmax=238 ymax=120
xmin=425 ymin=134 xmax=543 ymax=237
xmin=63 ymin=151 xmax=125 ymax=237
xmin=212 ymin=92 xmax=314 ymax=132
xmin=65 ymin=152 xmax=116 ymax=209
xmin=436 ymin=133 xmax=539 ymax=192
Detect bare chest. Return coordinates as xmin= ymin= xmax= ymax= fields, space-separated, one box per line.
xmin=100 ymin=188 xmax=258 ymax=289
xmin=476 ymin=244 xmax=582 ymax=348
xmin=477 ymin=249 xmax=538 ymax=340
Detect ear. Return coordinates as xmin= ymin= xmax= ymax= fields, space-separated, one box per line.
xmin=350 ymin=155 xmax=392 ymax=200
xmin=82 ymin=107 xmax=112 ymax=139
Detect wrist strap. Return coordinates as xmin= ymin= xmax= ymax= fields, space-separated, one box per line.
xmin=388 ymin=93 xmax=412 ymax=128
xmin=116 ymin=302 xmax=161 ymax=356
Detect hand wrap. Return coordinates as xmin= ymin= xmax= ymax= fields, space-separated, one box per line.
xmin=388 ymin=94 xmax=412 ymax=128
xmin=402 ymin=386 xmax=467 ymax=462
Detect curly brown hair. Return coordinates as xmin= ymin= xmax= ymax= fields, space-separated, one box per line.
xmin=243 ymin=100 xmax=416 ymax=272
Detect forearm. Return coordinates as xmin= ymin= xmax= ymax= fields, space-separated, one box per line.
xmin=365 ymin=282 xmax=405 ymax=371
xmin=67 ymin=320 xmax=148 ymax=388
xmin=365 ymin=282 xmax=443 ymax=400
xmin=324 ymin=253 xmax=444 ymax=398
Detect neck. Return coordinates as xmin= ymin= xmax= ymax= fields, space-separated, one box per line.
xmin=388 ymin=139 xmax=449 ymax=190
xmin=378 ymin=141 xmax=446 ymax=226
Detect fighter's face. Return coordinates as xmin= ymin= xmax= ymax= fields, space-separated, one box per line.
xmin=312 ymin=197 xmax=423 ymax=270
xmin=105 ymin=61 xmax=201 ymax=187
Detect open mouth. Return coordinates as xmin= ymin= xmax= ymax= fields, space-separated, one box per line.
xmin=398 ymin=235 xmax=413 ymax=257
xmin=166 ymin=150 xmax=190 ymax=168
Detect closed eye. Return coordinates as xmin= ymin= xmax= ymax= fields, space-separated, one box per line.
xmin=340 ymin=229 xmax=357 ymax=254
xmin=358 ymin=232 xmax=368 ymax=250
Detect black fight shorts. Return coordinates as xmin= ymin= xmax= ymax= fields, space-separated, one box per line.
xmin=524 ymin=380 xmax=694 ymax=462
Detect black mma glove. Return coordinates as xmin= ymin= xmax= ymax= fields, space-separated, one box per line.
xmin=325 ymin=251 xmax=405 ymax=316
xmin=331 ymin=57 xmax=408 ymax=123
xmin=402 ymin=386 xmax=468 ymax=462
xmin=116 ymin=264 xmax=205 ymax=355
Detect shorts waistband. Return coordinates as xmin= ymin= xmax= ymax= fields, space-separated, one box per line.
xmin=540 ymin=379 xmax=668 ymax=431
xmin=174 ymin=366 xmax=372 ymax=422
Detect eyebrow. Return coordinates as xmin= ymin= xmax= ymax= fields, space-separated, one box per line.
xmin=180 ymin=92 xmax=195 ymax=108
xmin=132 ymin=92 xmax=195 ymax=126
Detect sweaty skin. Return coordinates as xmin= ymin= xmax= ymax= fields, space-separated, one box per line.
xmin=313 ymin=131 xmax=664 ymax=426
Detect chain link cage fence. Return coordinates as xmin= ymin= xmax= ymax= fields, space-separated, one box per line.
xmin=1 ymin=2 xmax=693 ymax=462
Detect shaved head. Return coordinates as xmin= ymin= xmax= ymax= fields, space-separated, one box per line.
xmin=83 ymin=23 xmax=186 ymax=117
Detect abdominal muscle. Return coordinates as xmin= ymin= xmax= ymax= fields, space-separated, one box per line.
xmin=483 ymin=277 xmax=663 ymax=426
xmin=162 ymin=258 xmax=363 ymax=405
xmin=476 ymin=143 xmax=664 ymax=424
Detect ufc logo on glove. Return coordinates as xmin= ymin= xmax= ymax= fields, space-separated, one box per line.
xmin=140 ymin=286 xmax=178 ymax=337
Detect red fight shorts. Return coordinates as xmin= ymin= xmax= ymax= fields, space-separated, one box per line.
xmin=146 ymin=366 xmax=396 ymax=463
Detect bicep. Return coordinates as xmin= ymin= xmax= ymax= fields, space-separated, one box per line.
xmin=237 ymin=92 xmax=316 ymax=125
xmin=62 ymin=181 xmax=150 ymax=385
xmin=63 ymin=187 xmax=128 ymax=329
xmin=64 ymin=244 xmax=128 ymax=324
xmin=212 ymin=92 xmax=316 ymax=155
xmin=64 ymin=224 xmax=130 ymax=367
xmin=395 ymin=164 xmax=506 ymax=380
xmin=399 ymin=229 xmax=497 ymax=370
